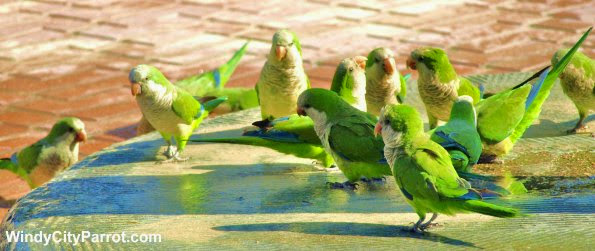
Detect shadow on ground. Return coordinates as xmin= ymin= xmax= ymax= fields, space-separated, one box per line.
xmin=214 ymin=222 xmax=477 ymax=248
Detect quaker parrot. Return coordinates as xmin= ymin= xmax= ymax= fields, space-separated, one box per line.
xmin=297 ymin=88 xmax=391 ymax=189
xmin=189 ymin=56 xmax=370 ymax=168
xmin=376 ymin=104 xmax=518 ymax=233
xmin=551 ymin=48 xmax=594 ymax=134
xmin=331 ymin=56 xmax=368 ymax=111
xmin=129 ymin=64 xmax=227 ymax=161
xmin=255 ymin=29 xmax=310 ymax=122
xmin=365 ymin=47 xmax=408 ymax=116
xmin=137 ymin=41 xmax=256 ymax=135
xmin=407 ymin=47 xmax=481 ymax=129
xmin=429 ymin=95 xmax=481 ymax=173
xmin=0 ymin=117 xmax=86 ymax=188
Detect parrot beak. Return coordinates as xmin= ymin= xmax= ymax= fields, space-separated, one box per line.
xmin=275 ymin=45 xmax=286 ymax=61
xmin=374 ymin=123 xmax=382 ymax=137
xmin=75 ymin=130 xmax=87 ymax=142
xmin=383 ymin=57 xmax=396 ymax=75
xmin=297 ymin=107 xmax=306 ymax=116
xmin=353 ymin=56 xmax=367 ymax=69
xmin=406 ymin=57 xmax=416 ymax=70
xmin=131 ymin=82 xmax=141 ymax=96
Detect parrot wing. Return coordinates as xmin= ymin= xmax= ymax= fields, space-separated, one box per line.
xmin=172 ymin=88 xmax=203 ymax=124
xmin=327 ymin=117 xmax=384 ymax=162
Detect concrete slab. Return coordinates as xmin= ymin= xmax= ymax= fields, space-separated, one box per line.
xmin=1 ymin=73 xmax=593 ymax=250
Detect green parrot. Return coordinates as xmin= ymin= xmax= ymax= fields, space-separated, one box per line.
xmin=129 ymin=64 xmax=227 ymax=161
xmin=331 ymin=56 xmax=368 ymax=111
xmin=365 ymin=47 xmax=408 ymax=116
xmin=407 ymin=47 xmax=481 ymax=129
xmin=428 ymin=95 xmax=481 ymax=173
xmin=137 ymin=41 xmax=256 ymax=135
xmin=0 ymin=117 xmax=86 ymax=188
xmin=190 ymin=56 xmax=371 ymax=168
xmin=551 ymin=48 xmax=594 ymax=134
xmin=297 ymin=88 xmax=391 ymax=189
xmin=376 ymin=104 xmax=518 ymax=233
xmin=255 ymin=29 xmax=310 ymax=122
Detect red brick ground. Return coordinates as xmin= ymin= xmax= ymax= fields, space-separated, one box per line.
xmin=0 ymin=0 xmax=593 ymax=219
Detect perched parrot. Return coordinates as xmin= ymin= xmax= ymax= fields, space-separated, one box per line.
xmin=407 ymin=47 xmax=481 ymax=128
xmin=429 ymin=95 xmax=481 ymax=173
xmin=551 ymin=48 xmax=594 ymax=134
xmin=297 ymin=88 xmax=391 ymax=189
xmin=365 ymin=47 xmax=408 ymax=116
xmin=255 ymin=29 xmax=310 ymax=122
xmin=190 ymin=56 xmax=370 ymax=168
xmin=475 ymin=28 xmax=591 ymax=162
xmin=331 ymin=56 xmax=368 ymax=111
xmin=137 ymin=41 xmax=256 ymax=135
xmin=0 ymin=117 xmax=86 ymax=188
xmin=376 ymin=104 xmax=519 ymax=233
xmin=129 ymin=64 xmax=227 ymax=161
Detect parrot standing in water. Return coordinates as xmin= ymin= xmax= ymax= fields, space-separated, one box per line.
xmin=129 ymin=64 xmax=227 ymax=161
xmin=409 ymin=28 xmax=591 ymax=162
xmin=297 ymin=88 xmax=391 ymax=189
xmin=365 ymin=47 xmax=408 ymax=116
xmin=428 ymin=96 xmax=528 ymax=195
xmin=255 ymin=29 xmax=310 ymax=122
xmin=136 ymin=41 xmax=256 ymax=135
xmin=429 ymin=95 xmax=481 ymax=173
xmin=551 ymin=48 xmax=594 ymax=134
xmin=0 ymin=117 xmax=86 ymax=188
xmin=190 ymin=56 xmax=370 ymax=168
xmin=407 ymin=47 xmax=481 ymax=129
xmin=376 ymin=104 xmax=519 ymax=233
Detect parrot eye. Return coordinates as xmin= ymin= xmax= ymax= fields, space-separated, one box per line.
xmin=304 ymin=104 xmax=311 ymax=108
xmin=68 ymin=127 xmax=74 ymax=132
xmin=348 ymin=67 xmax=353 ymax=72
xmin=288 ymin=42 xmax=293 ymax=46
xmin=375 ymin=58 xmax=380 ymax=63
xmin=384 ymin=119 xmax=390 ymax=125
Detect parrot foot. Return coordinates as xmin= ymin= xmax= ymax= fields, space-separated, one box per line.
xmin=567 ymin=124 xmax=589 ymax=134
xmin=158 ymin=154 xmax=189 ymax=163
xmin=419 ymin=213 xmax=439 ymax=230
xmin=478 ymin=155 xmax=504 ymax=164
xmin=164 ymin=145 xmax=178 ymax=158
xmin=360 ymin=177 xmax=386 ymax=184
xmin=327 ymin=181 xmax=358 ymax=190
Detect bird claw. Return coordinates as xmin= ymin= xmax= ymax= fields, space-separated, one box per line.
xmin=157 ymin=154 xmax=189 ymax=164
xmin=478 ymin=155 xmax=504 ymax=164
xmin=360 ymin=177 xmax=386 ymax=184
xmin=326 ymin=181 xmax=358 ymax=190
xmin=567 ymin=124 xmax=589 ymax=134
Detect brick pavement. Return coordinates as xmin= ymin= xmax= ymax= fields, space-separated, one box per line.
xmin=0 ymin=0 xmax=593 ymax=218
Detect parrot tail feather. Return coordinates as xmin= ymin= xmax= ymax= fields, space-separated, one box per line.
xmin=203 ymin=96 xmax=228 ymax=113
xmin=0 ymin=157 xmax=31 ymax=185
xmin=216 ymin=41 xmax=250 ymax=88
xmin=461 ymin=200 xmax=519 ymax=218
